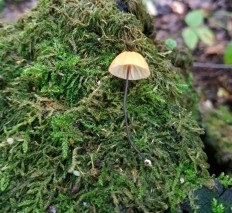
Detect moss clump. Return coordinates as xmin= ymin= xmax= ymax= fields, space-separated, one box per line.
xmin=0 ymin=0 xmax=209 ymax=212
xmin=202 ymin=105 xmax=232 ymax=175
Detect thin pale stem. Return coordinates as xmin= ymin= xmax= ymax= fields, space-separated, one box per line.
xmin=123 ymin=66 xmax=146 ymax=160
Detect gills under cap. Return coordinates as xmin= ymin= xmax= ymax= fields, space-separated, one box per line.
xmin=108 ymin=51 xmax=150 ymax=80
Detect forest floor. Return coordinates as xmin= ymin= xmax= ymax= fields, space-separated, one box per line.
xmin=151 ymin=0 xmax=232 ymax=175
xmin=1 ymin=0 xmax=232 ymax=175
xmin=0 ymin=0 xmax=36 ymax=22
xmin=153 ymin=0 xmax=232 ymax=111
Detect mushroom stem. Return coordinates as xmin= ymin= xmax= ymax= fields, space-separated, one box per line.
xmin=123 ymin=66 xmax=146 ymax=160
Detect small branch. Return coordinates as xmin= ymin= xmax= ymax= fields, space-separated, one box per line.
xmin=193 ymin=62 xmax=232 ymax=70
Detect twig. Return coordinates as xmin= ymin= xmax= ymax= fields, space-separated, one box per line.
xmin=193 ymin=62 xmax=232 ymax=70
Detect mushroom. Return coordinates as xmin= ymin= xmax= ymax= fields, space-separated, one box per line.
xmin=108 ymin=51 xmax=152 ymax=166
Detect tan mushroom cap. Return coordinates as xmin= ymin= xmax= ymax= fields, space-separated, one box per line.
xmin=108 ymin=51 xmax=150 ymax=80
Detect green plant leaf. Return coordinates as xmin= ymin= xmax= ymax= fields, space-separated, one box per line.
xmin=224 ymin=42 xmax=232 ymax=64
xmin=165 ymin=38 xmax=177 ymax=50
xmin=185 ymin=10 xmax=204 ymax=28
xmin=182 ymin=27 xmax=198 ymax=50
xmin=196 ymin=26 xmax=215 ymax=46
xmin=0 ymin=0 xmax=4 ymax=11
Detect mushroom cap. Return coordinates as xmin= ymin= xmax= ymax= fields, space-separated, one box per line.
xmin=108 ymin=51 xmax=150 ymax=80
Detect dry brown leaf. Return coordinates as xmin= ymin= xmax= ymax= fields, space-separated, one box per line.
xmin=170 ymin=1 xmax=186 ymax=15
xmin=204 ymin=43 xmax=226 ymax=55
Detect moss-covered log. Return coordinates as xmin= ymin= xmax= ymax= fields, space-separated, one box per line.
xmin=201 ymin=104 xmax=232 ymax=175
xmin=0 ymin=0 xmax=210 ymax=212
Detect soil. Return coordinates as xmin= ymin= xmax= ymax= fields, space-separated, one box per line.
xmin=0 ymin=0 xmax=37 ymax=23
xmin=153 ymin=0 xmax=232 ymax=108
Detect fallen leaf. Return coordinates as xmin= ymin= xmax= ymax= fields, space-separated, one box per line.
xmin=171 ymin=1 xmax=186 ymax=15
xmin=143 ymin=0 xmax=158 ymax=16
xmin=217 ymin=87 xmax=230 ymax=98
xmin=205 ymin=43 xmax=226 ymax=55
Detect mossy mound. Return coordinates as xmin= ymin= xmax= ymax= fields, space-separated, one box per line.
xmin=0 ymin=0 xmax=209 ymax=212
xmin=201 ymin=104 xmax=232 ymax=175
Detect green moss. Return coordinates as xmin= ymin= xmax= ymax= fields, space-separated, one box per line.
xmin=202 ymin=105 xmax=232 ymax=174
xmin=218 ymin=172 xmax=232 ymax=188
xmin=0 ymin=0 xmax=209 ymax=212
